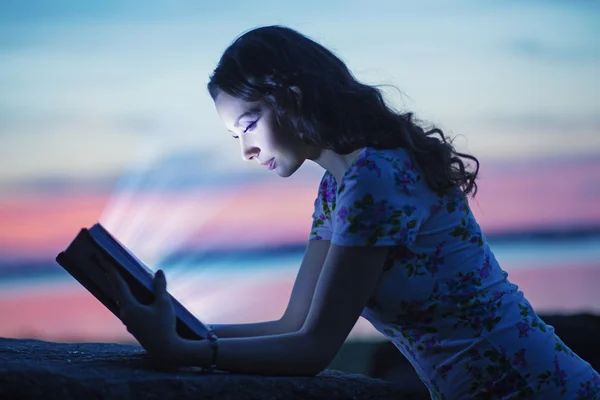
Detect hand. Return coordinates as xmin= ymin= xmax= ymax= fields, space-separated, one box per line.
xmin=103 ymin=260 xmax=181 ymax=365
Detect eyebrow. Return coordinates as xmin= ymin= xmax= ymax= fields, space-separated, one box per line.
xmin=231 ymin=107 xmax=261 ymax=130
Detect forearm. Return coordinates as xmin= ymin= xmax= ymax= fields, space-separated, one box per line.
xmin=176 ymin=331 xmax=325 ymax=376
xmin=209 ymin=318 xmax=293 ymax=339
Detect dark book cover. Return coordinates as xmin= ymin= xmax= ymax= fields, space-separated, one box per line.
xmin=56 ymin=223 xmax=210 ymax=341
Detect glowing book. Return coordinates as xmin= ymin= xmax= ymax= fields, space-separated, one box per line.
xmin=56 ymin=223 xmax=211 ymax=340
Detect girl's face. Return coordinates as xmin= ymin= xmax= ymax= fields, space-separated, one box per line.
xmin=213 ymin=90 xmax=318 ymax=178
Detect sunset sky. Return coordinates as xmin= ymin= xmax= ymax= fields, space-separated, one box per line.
xmin=0 ymin=0 xmax=599 ymax=342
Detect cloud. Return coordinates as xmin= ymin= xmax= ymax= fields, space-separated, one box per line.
xmin=0 ymin=108 xmax=163 ymax=137
xmin=479 ymin=113 xmax=600 ymax=134
xmin=0 ymin=146 xmax=324 ymax=196
xmin=509 ymin=37 xmax=600 ymax=63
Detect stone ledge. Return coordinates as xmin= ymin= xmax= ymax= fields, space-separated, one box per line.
xmin=0 ymin=337 xmax=422 ymax=400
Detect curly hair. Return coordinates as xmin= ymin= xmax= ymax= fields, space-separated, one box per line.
xmin=208 ymin=25 xmax=480 ymax=197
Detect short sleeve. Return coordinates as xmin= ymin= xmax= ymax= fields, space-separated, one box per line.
xmin=308 ymin=172 xmax=335 ymax=241
xmin=331 ymin=154 xmax=429 ymax=247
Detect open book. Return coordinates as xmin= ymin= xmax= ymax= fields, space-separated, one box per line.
xmin=56 ymin=223 xmax=211 ymax=340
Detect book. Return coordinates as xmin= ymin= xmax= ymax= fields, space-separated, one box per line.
xmin=56 ymin=223 xmax=211 ymax=341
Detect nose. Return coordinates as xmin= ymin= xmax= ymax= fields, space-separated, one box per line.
xmin=240 ymin=138 xmax=260 ymax=161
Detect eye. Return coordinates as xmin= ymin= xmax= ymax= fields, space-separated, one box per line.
xmin=230 ymin=119 xmax=258 ymax=139
xmin=244 ymin=120 xmax=257 ymax=133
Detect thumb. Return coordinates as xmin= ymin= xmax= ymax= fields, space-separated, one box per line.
xmin=153 ymin=270 xmax=173 ymax=313
xmin=153 ymin=269 xmax=168 ymax=299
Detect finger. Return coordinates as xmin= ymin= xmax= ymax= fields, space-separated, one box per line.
xmin=153 ymin=270 xmax=171 ymax=309
xmin=102 ymin=265 xmax=129 ymax=321
xmin=153 ymin=269 xmax=167 ymax=293
xmin=103 ymin=259 xmax=138 ymax=309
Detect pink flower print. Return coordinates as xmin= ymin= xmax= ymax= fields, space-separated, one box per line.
xmin=467 ymin=364 xmax=483 ymax=380
xmin=577 ymin=382 xmax=596 ymax=398
xmin=415 ymin=329 xmax=429 ymax=342
xmin=355 ymin=158 xmax=382 ymax=177
xmin=492 ymin=290 xmax=504 ymax=302
xmin=512 ymin=348 xmax=527 ymax=368
xmin=446 ymin=278 xmax=457 ymax=290
xmin=355 ymin=158 xmax=367 ymax=166
xmin=430 ymin=203 xmax=442 ymax=214
xmin=517 ymin=321 xmax=531 ymax=337
xmin=467 ymin=348 xmax=482 ymax=361
xmin=497 ymin=345 xmax=507 ymax=358
xmin=479 ymin=259 xmax=491 ymax=278
xmin=396 ymin=170 xmax=412 ymax=182
xmin=430 ymin=244 xmax=445 ymax=274
xmin=337 ymin=206 xmax=349 ymax=222
xmin=437 ymin=364 xmax=453 ymax=380
xmin=394 ymin=167 xmax=417 ymax=195
xmin=393 ymin=228 xmax=411 ymax=247
xmin=553 ymin=356 xmax=567 ymax=389
xmin=318 ymin=175 xmax=336 ymax=203
xmin=460 ymin=273 xmax=473 ymax=285
xmin=405 ymin=345 xmax=418 ymax=360
xmin=423 ymin=336 xmax=440 ymax=352
xmin=321 ymin=187 xmax=335 ymax=203
xmin=328 ymin=186 xmax=336 ymax=201
xmin=576 ymin=372 xmax=600 ymax=398
xmin=374 ymin=203 xmax=387 ymax=221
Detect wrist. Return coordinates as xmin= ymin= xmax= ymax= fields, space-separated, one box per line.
xmin=206 ymin=329 xmax=220 ymax=371
xmin=174 ymin=336 xmax=216 ymax=369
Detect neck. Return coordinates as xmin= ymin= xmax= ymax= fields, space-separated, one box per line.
xmin=311 ymin=148 xmax=364 ymax=184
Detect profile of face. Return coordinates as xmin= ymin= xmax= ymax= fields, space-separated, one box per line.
xmin=213 ymin=90 xmax=318 ymax=178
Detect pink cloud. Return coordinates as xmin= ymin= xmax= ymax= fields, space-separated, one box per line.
xmin=470 ymin=157 xmax=600 ymax=231
xmin=0 ymin=157 xmax=598 ymax=262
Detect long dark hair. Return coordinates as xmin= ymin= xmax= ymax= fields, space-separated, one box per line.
xmin=208 ymin=25 xmax=480 ymax=197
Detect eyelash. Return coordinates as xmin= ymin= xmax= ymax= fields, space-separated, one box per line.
xmin=231 ymin=120 xmax=257 ymax=139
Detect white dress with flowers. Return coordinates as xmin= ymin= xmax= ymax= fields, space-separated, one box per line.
xmin=309 ymin=146 xmax=599 ymax=400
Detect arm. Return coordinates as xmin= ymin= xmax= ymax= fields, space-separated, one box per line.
xmin=174 ymin=244 xmax=390 ymax=376
xmin=172 ymin=154 xmax=425 ymax=374
xmin=208 ymin=320 xmax=289 ymax=339
xmin=208 ymin=239 xmax=331 ymax=338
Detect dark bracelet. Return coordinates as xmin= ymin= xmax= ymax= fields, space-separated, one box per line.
xmin=204 ymin=329 xmax=219 ymax=372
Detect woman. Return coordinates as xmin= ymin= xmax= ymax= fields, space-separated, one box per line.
xmin=106 ymin=26 xmax=599 ymax=399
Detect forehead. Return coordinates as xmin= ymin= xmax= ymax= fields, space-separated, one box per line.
xmin=214 ymin=91 xmax=258 ymax=127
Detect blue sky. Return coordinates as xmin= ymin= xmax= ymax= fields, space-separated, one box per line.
xmin=0 ymin=0 xmax=599 ymax=192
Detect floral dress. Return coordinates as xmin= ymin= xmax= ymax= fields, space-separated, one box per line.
xmin=309 ymin=147 xmax=599 ymax=400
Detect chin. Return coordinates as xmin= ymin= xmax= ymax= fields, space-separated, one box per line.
xmin=276 ymin=168 xmax=295 ymax=178
xmin=275 ymin=159 xmax=304 ymax=178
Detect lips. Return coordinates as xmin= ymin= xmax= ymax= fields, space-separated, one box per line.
xmin=260 ymin=158 xmax=275 ymax=170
